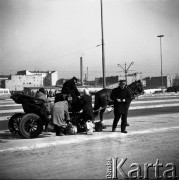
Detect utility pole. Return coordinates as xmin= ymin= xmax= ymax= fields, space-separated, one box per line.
xmin=100 ymin=0 xmax=106 ymax=88
xmin=117 ymin=62 xmax=134 ymax=84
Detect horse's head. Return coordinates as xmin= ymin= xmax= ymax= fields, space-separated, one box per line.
xmin=127 ymin=80 xmax=144 ymax=97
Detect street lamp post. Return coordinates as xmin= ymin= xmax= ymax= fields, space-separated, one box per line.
xmin=100 ymin=0 xmax=106 ymax=88
xmin=157 ymin=35 xmax=164 ymax=93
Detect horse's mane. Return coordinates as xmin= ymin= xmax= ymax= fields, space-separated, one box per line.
xmin=127 ymin=80 xmax=143 ymax=97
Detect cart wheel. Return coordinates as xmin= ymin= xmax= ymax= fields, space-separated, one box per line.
xmin=19 ymin=113 xmax=43 ymax=139
xmin=8 ymin=113 xmax=24 ymax=136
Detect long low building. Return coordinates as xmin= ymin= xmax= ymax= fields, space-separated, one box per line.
xmin=1 ymin=70 xmax=58 ymax=91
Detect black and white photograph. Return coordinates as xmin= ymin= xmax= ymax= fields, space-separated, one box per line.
xmin=0 ymin=0 xmax=179 ymax=179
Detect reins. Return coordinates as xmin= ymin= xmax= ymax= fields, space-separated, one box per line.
xmin=126 ymin=85 xmax=134 ymax=96
xmin=127 ymin=83 xmax=142 ymax=98
xmin=93 ymin=105 xmax=114 ymax=114
xmin=103 ymin=105 xmax=114 ymax=115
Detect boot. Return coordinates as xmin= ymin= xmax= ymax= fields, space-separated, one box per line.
xmin=121 ymin=130 xmax=127 ymax=133
xmin=59 ymin=127 xmax=65 ymax=136
xmin=54 ymin=125 xmax=60 ymax=136
xmin=112 ymin=127 xmax=116 ymax=132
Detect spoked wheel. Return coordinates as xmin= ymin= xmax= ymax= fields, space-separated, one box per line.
xmin=19 ymin=113 xmax=43 ymax=139
xmin=8 ymin=113 xmax=25 ymax=136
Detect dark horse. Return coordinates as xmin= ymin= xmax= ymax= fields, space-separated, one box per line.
xmin=93 ymin=80 xmax=144 ymax=122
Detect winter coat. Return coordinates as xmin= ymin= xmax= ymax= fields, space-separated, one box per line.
xmin=80 ymin=94 xmax=94 ymax=121
xmin=35 ymin=91 xmax=49 ymax=102
xmin=52 ymin=101 xmax=70 ymax=128
xmin=35 ymin=91 xmax=53 ymax=114
xmin=62 ymin=79 xmax=80 ymax=96
xmin=110 ymin=86 xmax=132 ymax=114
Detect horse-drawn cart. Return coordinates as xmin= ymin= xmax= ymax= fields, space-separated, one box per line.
xmin=8 ymin=93 xmax=92 ymax=138
xmin=8 ymin=94 xmax=51 ymax=138
xmin=8 ymin=80 xmax=144 ymax=139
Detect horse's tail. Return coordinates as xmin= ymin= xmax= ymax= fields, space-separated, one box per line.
xmin=93 ymin=92 xmax=100 ymax=117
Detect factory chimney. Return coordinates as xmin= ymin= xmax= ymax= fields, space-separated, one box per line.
xmin=80 ymin=57 xmax=83 ymax=86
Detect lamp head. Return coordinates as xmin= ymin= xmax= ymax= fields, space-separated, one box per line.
xmin=157 ymin=35 xmax=164 ymax=37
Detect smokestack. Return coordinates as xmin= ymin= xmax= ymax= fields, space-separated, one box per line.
xmin=87 ymin=67 xmax=88 ymax=81
xmin=80 ymin=57 xmax=83 ymax=86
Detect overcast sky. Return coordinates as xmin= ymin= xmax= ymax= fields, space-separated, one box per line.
xmin=0 ymin=0 xmax=179 ymax=80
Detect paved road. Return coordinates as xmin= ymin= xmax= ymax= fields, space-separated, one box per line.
xmin=0 ymin=94 xmax=179 ymax=130
xmin=0 ymin=95 xmax=179 ymax=179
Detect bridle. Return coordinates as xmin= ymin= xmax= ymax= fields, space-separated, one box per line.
xmin=127 ymin=81 xmax=144 ymax=98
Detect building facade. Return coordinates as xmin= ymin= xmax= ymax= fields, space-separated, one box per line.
xmin=2 ymin=70 xmax=58 ymax=91
xmin=43 ymin=71 xmax=58 ymax=86
xmin=126 ymin=73 xmax=143 ymax=85
xmin=95 ymin=76 xmax=119 ymax=86
xmin=17 ymin=70 xmax=58 ymax=86
xmin=0 ymin=75 xmax=10 ymax=88
xmin=5 ymin=75 xmax=43 ymax=91
xmin=143 ymin=75 xmax=172 ymax=89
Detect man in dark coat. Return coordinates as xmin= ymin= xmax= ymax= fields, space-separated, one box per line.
xmin=62 ymin=77 xmax=80 ymax=103
xmin=80 ymin=89 xmax=94 ymax=122
xmin=110 ymin=80 xmax=132 ymax=133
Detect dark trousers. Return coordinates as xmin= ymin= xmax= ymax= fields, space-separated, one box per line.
xmin=112 ymin=113 xmax=127 ymax=132
xmin=81 ymin=114 xmax=94 ymax=123
xmin=54 ymin=125 xmax=66 ymax=136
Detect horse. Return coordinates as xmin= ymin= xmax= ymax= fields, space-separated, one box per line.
xmin=93 ymin=80 xmax=144 ymax=122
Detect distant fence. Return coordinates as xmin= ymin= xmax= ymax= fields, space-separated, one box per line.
xmin=138 ymin=92 xmax=179 ymax=99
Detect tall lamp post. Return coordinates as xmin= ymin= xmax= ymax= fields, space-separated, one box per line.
xmin=157 ymin=35 xmax=164 ymax=93
xmin=100 ymin=0 xmax=106 ymax=88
